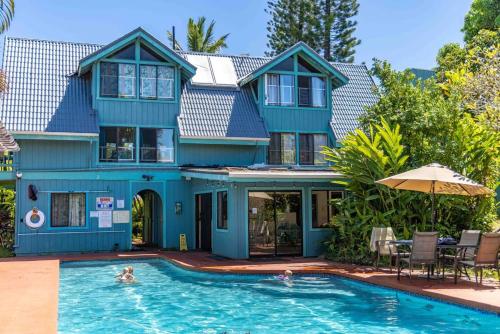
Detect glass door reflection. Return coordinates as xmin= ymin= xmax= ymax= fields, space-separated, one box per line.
xmin=248 ymin=191 xmax=302 ymax=256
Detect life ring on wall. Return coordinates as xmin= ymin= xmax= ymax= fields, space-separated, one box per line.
xmin=25 ymin=208 xmax=45 ymax=229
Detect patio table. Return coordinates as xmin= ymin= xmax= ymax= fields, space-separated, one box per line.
xmin=390 ymin=240 xmax=478 ymax=279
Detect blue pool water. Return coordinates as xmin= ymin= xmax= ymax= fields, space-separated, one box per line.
xmin=59 ymin=259 xmax=500 ymax=333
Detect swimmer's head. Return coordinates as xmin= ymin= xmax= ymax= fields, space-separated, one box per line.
xmin=285 ymin=270 xmax=293 ymax=276
xmin=127 ymin=266 xmax=134 ymax=274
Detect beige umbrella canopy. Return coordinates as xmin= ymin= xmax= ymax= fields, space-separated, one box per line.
xmin=376 ymin=163 xmax=493 ymax=229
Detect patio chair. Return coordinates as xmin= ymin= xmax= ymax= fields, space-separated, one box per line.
xmin=454 ymin=233 xmax=500 ymax=284
xmin=370 ymin=227 xmax=398 ymax=272
xmin=442 ymin=230 xmax=480 ymax=278
xmin=397 ymin=232 xmax=438 ymax=280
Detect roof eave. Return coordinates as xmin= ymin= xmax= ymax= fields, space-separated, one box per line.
xmin=237 ymin=42 xmax=349 ymax=87
xmin=77 ymin=27 xmax=196 ymax=77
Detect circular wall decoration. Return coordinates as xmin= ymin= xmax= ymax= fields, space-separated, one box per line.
xmin=25 ymin=208 xmax=45 ymax=229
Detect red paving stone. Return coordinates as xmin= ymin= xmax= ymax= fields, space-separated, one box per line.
xmin=0 ymin=250 xmax=498 ymax=334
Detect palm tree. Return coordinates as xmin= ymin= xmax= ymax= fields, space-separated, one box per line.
xmin=167 ymin=17 xmax=229 ymax=53
xmin=0 ymin=0 xmax=15 ymax=92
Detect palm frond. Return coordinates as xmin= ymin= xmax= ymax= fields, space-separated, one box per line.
xmin=0 ymin=0 xmax=15 ymax=35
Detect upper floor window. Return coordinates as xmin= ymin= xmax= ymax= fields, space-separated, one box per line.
xmin=140 ymin=128 xmax=175 ymax=163
xmin=266 ymin=74 xmax=294 ymax=106
xmin=268 ymin=132 xmax=296 ymax=165
xmin=299 ymin=134 xmax=327 ymax=165
xmin=99 ymin=127 xmax=136 ymax=162
xmin=140 ymin=65 xmax=174 ymax=100
xmin=100 ymin=63 xmax=136 ymax=98
xmin=264 ymin=55 xmax=327 ymax=108
xmin=99 ymin=43 xmax=174 ymax=100
xmin=298 ymin=76 xmax=326 ymax=107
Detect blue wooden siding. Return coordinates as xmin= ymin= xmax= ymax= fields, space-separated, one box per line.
xmin=15 ymin=139 xmax=94 ymax=170
xmin=261 ymin=108 xmax=332 ymax=133
xmin=14 ymin=177 xmax=195 ymax=254
xmin=95 ymin=99 xmax=179 ymax=128
xmin=178 ymin=144 xmax=266 ymax=167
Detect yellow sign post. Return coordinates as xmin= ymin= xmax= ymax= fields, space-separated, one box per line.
xmin=179 ymin=233 xmax=188 ymax=251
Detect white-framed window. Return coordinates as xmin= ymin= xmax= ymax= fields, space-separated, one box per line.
xmin=140 ymin=65 xmax=175 ymax=99
xmin=265 ymin=74 xmax=294 ymax=106
xmin=51 ymin=193 xmax=86 ymax=227
xmin=118 ymin=63 xmax=136 ymax=98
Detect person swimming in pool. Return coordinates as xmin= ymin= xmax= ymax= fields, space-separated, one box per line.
xmin=277 ymin=270 xmax=293 ymax=281
xmin=116 ymin=266 xmax=136 ymax=283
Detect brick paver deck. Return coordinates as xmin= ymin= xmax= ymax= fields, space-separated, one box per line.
xmin=0 ymin=251 xmax=498 ymax=334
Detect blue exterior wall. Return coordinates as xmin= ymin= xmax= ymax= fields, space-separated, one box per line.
xmin=14 ymin=175 xmax=195 ymax=255
xmin=178 ymin=144 xmax=266 ymax=167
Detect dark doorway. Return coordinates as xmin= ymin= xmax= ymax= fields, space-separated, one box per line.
xmin=132 ymin=190 xmax=163 ymax=248
xmin=195 ymin=193 xmax=212 ymax=251
xmin=248 ymin=191 xmax=302 ymax=256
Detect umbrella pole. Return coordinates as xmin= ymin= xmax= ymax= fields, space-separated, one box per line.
xmin=431 ymin=181 xmax=436 ymax=231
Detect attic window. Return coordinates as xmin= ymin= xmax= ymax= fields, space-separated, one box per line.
xmin=110 ymin=44 xmax=136 ymax=60
xmin=297 ymin=55 xmax=320 ymax=73
xmin=270 ymin=56 xmax=294 ymax=71
xmin=140 ymin=44 xmax=166 ymax=62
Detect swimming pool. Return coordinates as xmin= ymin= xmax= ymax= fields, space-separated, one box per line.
xmin=58 ymin=259 xmax=500 ymax=333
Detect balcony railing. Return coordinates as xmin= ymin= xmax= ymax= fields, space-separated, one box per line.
xmin=140 ymin=147 xmax=175 ymax=163
xmin=99 ymin=146 xmax=135 ymax=162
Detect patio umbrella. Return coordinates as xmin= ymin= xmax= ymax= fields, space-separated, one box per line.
xmin=376 ymin=163 xmax=493 ymax=229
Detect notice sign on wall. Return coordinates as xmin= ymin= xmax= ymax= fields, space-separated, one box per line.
xmin=98 ymin=211 xmax=112 ymax=228
xmin=113 ymin=210 xmax=130 ymax=224
xmin=96 ymin=197 xmax=114 ymax=210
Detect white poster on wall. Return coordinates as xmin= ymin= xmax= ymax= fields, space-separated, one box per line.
xmin=96 ymin=197 xmax=114 ymax=210
xmin=98 ymin=211 xmax=112 ymax=228
xmin=117 ymin=199 xmax=125 ymax=209
xmin=113 ymin=210 xmax=130 ymax=224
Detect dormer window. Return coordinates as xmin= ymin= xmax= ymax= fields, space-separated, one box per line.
xmin=99 ymin=43 xmax=175 ymax=100
xmin=264 ymin=54 xmax=327 ymax=108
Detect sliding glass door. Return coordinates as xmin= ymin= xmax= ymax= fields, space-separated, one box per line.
xmin=248 ymin=191 xmax=302 ymax=256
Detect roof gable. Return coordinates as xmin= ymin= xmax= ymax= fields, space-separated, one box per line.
xmin=78 ymin=27 xmax=196 ymax=77
xmin=237 ymin=42 xmax=349 ymax=86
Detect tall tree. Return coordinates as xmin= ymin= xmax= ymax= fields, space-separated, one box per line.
xmin=462 ymin=0 xmax=500 ymax=43
xmin=167 ymin=17 xmax=229 ymax=53
xmin=265 ymin=0 xmax=321 ymax=56
xmin=0 ymin=0 xmax=15 ymax=93
xmin=266 ymin=0 xmax=360 ymax=62
xmin=330 ymin=0 xmax=360 ymax=62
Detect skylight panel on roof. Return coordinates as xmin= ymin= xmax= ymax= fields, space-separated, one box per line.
xmin=186 ymin=54 xmax=214 ymax=85
xmin=209 ymin=56 xmax=237 ymax=86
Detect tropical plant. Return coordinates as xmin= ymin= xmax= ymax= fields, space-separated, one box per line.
xmin=168 ymin=17 xmax=229 ymax=53
xmin=0 ymin=186 xmax=15 ymax=255
xmin=322 ymin=117 xmax=498 ymax=263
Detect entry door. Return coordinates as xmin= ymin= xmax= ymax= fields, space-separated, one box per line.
xmin=248 ymin=191 xmax=302 ymax=256
xmin=195 ymin=193 xmax=212 ymax=251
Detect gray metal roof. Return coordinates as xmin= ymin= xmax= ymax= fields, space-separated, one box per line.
xmin=178 ymin=51 xmax=269 ymax=139
xmin=0 ymin=37 xmax=101 ymax=133
xmin=329 ymin=62 xmax=378 ymax=141
xmin=0 ymin=35 xmax=377 ymax=141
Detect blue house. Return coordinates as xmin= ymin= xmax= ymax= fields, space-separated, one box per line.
xmin=0 ymin=28 xmax=377 ymax=258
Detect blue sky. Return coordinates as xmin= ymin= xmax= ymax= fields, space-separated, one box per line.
xmin=3 ymin=0 xmax=471 ymax=70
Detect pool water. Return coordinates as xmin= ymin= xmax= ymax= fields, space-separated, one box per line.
xmin=58 ymin=259 xmax=500 ymax=333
